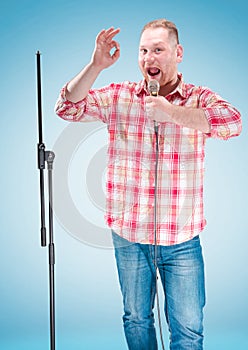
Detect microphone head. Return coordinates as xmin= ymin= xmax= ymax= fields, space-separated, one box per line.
xmin=148 ymin=79 xmax=160 ymax=96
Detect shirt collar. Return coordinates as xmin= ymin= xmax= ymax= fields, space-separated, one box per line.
xmin=135 ymin=73 xmax=188 ymax=99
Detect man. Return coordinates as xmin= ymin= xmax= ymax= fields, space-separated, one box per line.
xmin=55 ymin=19 xmax=241 ymax=350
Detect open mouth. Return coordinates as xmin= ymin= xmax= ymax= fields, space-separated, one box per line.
xmin=147 ymin=67 xmax=161 ymax=77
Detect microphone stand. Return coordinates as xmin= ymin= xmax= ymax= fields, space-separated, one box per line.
xmin=36 ymin=50 xmax=56 ymax=350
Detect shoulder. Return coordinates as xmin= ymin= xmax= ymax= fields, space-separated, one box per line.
xmin=101 ymin=81 xmax=143 ymax=97
xmin=182 ymin=81 xmax=215 ymax=100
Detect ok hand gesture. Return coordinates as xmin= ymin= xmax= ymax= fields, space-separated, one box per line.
xmin=91 ymin=27 xmax=121 ymax=70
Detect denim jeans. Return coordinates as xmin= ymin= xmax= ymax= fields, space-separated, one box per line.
xmin=112 ymin=232 xmax=205 ymax=350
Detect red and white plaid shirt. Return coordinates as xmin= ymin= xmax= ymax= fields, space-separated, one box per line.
xmin=55 ymin=74 xmax=241 ymax=245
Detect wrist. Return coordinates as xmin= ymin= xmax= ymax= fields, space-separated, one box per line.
xmin=88 ymin=60 xmax=103 ymax=75
xmin=166 ymin=103 xmax=176 ymax=122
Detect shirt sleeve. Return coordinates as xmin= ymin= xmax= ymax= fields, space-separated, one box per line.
xmin=200 ymin=88 xmax=242 ymax=140
xmin=54 ymin=84 xmax=114 ymax=124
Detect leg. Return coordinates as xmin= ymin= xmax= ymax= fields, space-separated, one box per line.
xmin=112 ymin=231 xmax=158 ymax=350
xmin=158 ymin=236 xmax=206 ymax=350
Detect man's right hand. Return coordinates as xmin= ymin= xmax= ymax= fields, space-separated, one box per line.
xmin=91 ymin=27 xmax=121 ymax=70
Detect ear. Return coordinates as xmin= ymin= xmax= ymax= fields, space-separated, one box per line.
xmin=176 ymin=44 xmax=183 ymax=63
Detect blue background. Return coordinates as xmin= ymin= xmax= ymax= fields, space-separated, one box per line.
xmin=1 ymin=0 xmax=248 ymax=349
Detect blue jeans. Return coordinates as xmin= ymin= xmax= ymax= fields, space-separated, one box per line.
xmin=112 ymin=232 xmax=205 ymax=350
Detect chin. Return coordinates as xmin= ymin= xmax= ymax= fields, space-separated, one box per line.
xmin=147 ymin=75 xmax=162 ymax=83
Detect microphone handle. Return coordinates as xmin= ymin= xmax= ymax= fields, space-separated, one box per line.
xmin=151 ymin=91 xmax=159 ymax=133
xmin=154 ymin=120 xmax=158 ymax=134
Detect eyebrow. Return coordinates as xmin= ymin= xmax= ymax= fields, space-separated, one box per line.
xmin=139 ymin=41 xmax=165 ymax=48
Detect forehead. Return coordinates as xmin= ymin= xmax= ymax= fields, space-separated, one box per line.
xmin=139 ymin=27 xmax=170 ymax=46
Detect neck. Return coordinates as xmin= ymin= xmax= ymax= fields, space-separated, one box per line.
xmin=159 ymin=76 xmax=180 ymax=97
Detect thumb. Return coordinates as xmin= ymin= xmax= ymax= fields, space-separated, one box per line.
xmin=145 ymin=96 xmax=153 ymax=103
xmin=111 ymin=41 xmax=120 ymax=61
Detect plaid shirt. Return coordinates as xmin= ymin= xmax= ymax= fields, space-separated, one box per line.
xmin=55 ymin=74 xmax=241 ymax=245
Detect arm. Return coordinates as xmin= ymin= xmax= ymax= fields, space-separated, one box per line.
xmin=145 ymin=95 xmax=210 ymax=133
xmin=65 ymin=27 xmax=120 ymax=103
xmin=145 ymin=91 xmax=241 ymax=138
xmin=170 ymin=105 xmax=210 ymax=133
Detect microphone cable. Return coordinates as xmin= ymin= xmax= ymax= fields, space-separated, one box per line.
xmin=153 ymin=122 xmax=166 ymax=350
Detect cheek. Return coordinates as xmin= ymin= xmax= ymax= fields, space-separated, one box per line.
xmin=138 ymin=56 xmax=144 ymax=66
xmin=138 ymin=60 xmax=145 ymax=73
xmin=160 ymin=59 xmax=175 ymax=73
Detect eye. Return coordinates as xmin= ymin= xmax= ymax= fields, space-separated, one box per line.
xmin=155 ymin=48 xmax=162 ymax=53
xmin=140 ymin=48 xmax=147 ymax=54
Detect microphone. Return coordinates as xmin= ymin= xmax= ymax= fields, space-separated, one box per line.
xmin=148 ymin=79 xmax=160 ymax=132
xmin=148 ymin=79 xmax=160 ymax=97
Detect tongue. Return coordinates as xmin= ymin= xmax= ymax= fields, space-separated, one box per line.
xmin=148 ymin=68 xmax=160 ymax=76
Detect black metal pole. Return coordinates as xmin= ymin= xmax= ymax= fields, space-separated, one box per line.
xmin=36 ymin=50 xmax=46 ymax=247
xmin=36 ymin=51 xmax=56 ymax=350
xmin=47 ymin=151 xmax=56 ymax=350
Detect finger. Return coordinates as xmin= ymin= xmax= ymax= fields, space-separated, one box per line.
xmin=105 ymin=28 xmax=120 ymax=42
xmin=96 ymin=27 xmax=115 ymax=41
xmin=104 ymin=26 xmax=114 ymax=33
xmin=146 ymin=107 xmax=153 ymax=119
xmin=96 ymin=29 xmax=108 ymax=43
xmin=105 ymin=27 xmax=120 ymax=35
xmin=96 ymin=28 xmax=120 ymax=46
xmin=111 ymin=44 xmax=120 ymax=60
xmin=110 ymin=40 xmax=120 ymax=51
xmin=145 ymin=96 xmax=153 ymax=103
